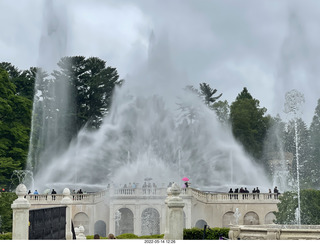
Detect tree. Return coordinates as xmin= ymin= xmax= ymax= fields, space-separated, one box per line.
xmin=211 ymin=100 xmax=230 ymax=124
xmin=198 ymin=82 xmax=222 ymax=107
xmin=0 ymin=68 xmax=32 ymax=189
xmin=308 ymin=99 xmax=320 ymax=188
xmin=0 ymin=192 xmax=17 ymax=233
xmin=274 ymin=189 xmax=320 ymax=225
xmin=230 ymin=87 xmax=270 ymax=161
xmin=53 ymin=56 xmax=124 ymax=131
xmin=284 ymin=118 xmax=310 ymax=189
xmin=0 ymin=62 xmax=36 ymax=100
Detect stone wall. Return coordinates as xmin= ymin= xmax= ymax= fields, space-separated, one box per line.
xmin=229 ymin=225 xmax=320 ymax=240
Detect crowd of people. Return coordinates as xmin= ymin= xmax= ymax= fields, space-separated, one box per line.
xmin=228 ymin=186 xmax=280 ymax=199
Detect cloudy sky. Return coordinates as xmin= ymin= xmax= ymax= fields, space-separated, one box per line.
xmin=1 ymin=0 xmax=320 ymax=124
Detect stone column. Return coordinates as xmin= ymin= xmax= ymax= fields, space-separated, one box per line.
xmin=164 ymin=183 xmax=185 ymax=240
xmin=60 ymin=188 xmax=73 ymax=240
xmin=164 ymin=186 xmax=172 ymax=237
xmin=11 ymin=184 xmax=31 ymax=240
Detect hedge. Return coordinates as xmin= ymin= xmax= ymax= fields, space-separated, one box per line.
xmin=183 ymin=227 xmax=229 ymax=240
xmin=0 ymin=232 xmax=12 ymax=240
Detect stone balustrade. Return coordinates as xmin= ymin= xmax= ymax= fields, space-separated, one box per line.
xmin=26 ymin=187 xmax=279 ymax=205
xmin=191 ymin=188 xmax=280 ymax=203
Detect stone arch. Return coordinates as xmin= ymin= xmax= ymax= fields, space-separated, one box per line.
xmin=195 ymin=219 xmax=207 ymax=228
xmin=73 ymin=212 xmax=89 ymax=235
xmin=222 ymin=211 xmax=235 ymax=227
xmin=265 ymin=212 xmax=276 ymax=224
xmin=115 ymin=208 xmax=134 ymax=236
xmin=94 ymin=220 xmax=106 ymax=237
xmin=141 ymin=208 xmax=160 ymax=235
xmin=244 ymin=211 xmax=259 ymax=225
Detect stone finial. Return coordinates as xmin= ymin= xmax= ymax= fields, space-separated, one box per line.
xmin=16 ymin=184 xmax=27 ymax=197
xmin=169 ymin=182 xmax=182 ymax=199
xmin=61 ymin=188 xmax=72 ymax=204
xmin=77 ymin=225 xmax=86 ymax=240
xmin=63 ymin=188 xmax=71 ymax=196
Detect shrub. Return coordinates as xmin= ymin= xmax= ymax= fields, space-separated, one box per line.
xmin=139 ymin=234 xmax=164 ymax=239
xmin=116 ymin=233 xmax=139 ymax=239
xmin=0 ymin=232 xmax=12 ymax=240
xmin=183 ymin=227 xmax=229 ymax=240
xmin=86 ymin=235 xmax=108 ymax=239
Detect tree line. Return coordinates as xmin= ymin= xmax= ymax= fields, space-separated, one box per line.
xmin=1 ymin=56 xmax=320 ymax=191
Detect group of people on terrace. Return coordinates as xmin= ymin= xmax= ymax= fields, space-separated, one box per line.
xmin=228 ymin=186 xmax=280 ymax=199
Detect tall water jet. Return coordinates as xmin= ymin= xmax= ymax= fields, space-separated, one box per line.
xmin=284 ymin=89 xmax=305 ymax=226
xmin=26 ymin=0 xmax=69 ymax=176
xmin=29 ymin=30 xmax=271 ymax=192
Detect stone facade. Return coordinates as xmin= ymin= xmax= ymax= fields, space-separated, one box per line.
xmin=27 ymin=187 xmax=279 ymax=237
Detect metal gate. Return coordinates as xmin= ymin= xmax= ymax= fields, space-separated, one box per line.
xmin=29 ymin=206 xmax=66 ymax=240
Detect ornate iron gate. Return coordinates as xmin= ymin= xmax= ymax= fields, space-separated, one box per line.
xmin=29 ymin=206 xmax=66 ymax=240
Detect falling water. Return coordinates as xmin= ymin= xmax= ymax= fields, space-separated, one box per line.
xmin=26 ymin=0 xmax=69 ymax=175
xmin=284 ymin=89 xmax=305 ymax=226
xmin=26 ymin=5 xmax=270 ymax=193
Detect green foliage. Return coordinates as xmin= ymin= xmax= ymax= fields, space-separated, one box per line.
xmin=53 ymin=56 xmax=123 ymax=131
xmin=0 ymin=68 xmax=32 ymax=189
xmin=116 ymin=233 xmax=139 ymax=239
xmin=183 ymin=227 xmax=229 ymax=240
xmin=87 ymin=233 xmax=164 ymax=239
xmin=0 ymin=232 xmax=12 ymax=240
xmin=308 ymin=99 xmax=320 ymax=188
xmin=274 ymin=189 xmax=320 ymax=225
xmin=139 ymin=234 xmax=164 ymax=239
xmin=86 ymin=235 xmax=108 ymax=239
xmin=230 ymin=87 xmax=270 ymax=161
xmin=0 ymin=192 xmax=17 ymax=233
xmin=211 ymin=100 xmax=230 ymax=124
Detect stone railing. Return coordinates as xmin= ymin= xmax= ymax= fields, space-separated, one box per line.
xmin=27 ymin=187 xmax=278 ymax=205
xmin=229 ymin=225 xmax=320 ymax=240
xmin=27 ymin=193 xmax=97 ymax=204
xmin=191 ymin=188 xmax=280 ymax=203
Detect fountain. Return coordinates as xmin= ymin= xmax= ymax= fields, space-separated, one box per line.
xmin=284 ymin=89 xmax=305 ymax=226
xmin=233 ymin=208 xmax=241 ymax=225
xmin=25 ymin=2 xmax=270 ymax=194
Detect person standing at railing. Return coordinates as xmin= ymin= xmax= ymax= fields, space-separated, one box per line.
xmin=51 ymin=189 xmax=57 ymax=200
xmin=153 ymin=183 xmax=157 ymax=194
xmin=228 ymin=188 xmax=233 ymax=199
xmin=244 ymin=188 xmax=249 ymax=199
xmin=142 ymin=182 xmax=147 ymax=194
xmin=256 ymin=187 xmax=260 ymax=199
xmin=34 ymin=190 xmax=39 ymax=200
xmin=273 ymin=186 xmax=279 ymax=199
xmin=252 ymin=188 xmax=256 ymax=199
xmin=234 ymin=188 xmax=238 ymax=199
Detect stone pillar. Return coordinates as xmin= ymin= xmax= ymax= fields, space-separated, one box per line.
xmin=164 ymin=186 xmax=172 ymax=237
xmin=164 ymin=183 xmax=185 ymax=240
xmin=11 ymin=184 xmax=31 ymax=240
xmin=60 ymin=188 xmax=73 ymax=240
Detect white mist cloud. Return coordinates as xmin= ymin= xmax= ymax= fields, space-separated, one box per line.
xmin=1 ymin=0 xmax=320 ymax=123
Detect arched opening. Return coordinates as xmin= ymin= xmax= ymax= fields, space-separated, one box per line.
xmin=94 ymin=220 xmax=106 ymax=237
xmin=141 ymin=208 xmax=160 ymax=235
xmin=73 ymin=212 xmax=89 ymax=235
xmin=195 ymin=219 xmax=207 ymax=228
xmin=265 ymin=212 xmax=276 ymax=224
xmin=244 ymin=211 xmax=259 ymax=225
xmin=222 ymin=211 xmax=235 ymax=227
xmin=115 ymin=208 xmax=134 ymax=236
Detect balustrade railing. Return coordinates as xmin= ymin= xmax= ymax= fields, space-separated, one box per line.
xmin=27 ymin=187 xmax=280 ymax=205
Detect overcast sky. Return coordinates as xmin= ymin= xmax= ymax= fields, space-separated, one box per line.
xmin=1 ymin=0 xmax=320 ymax=125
